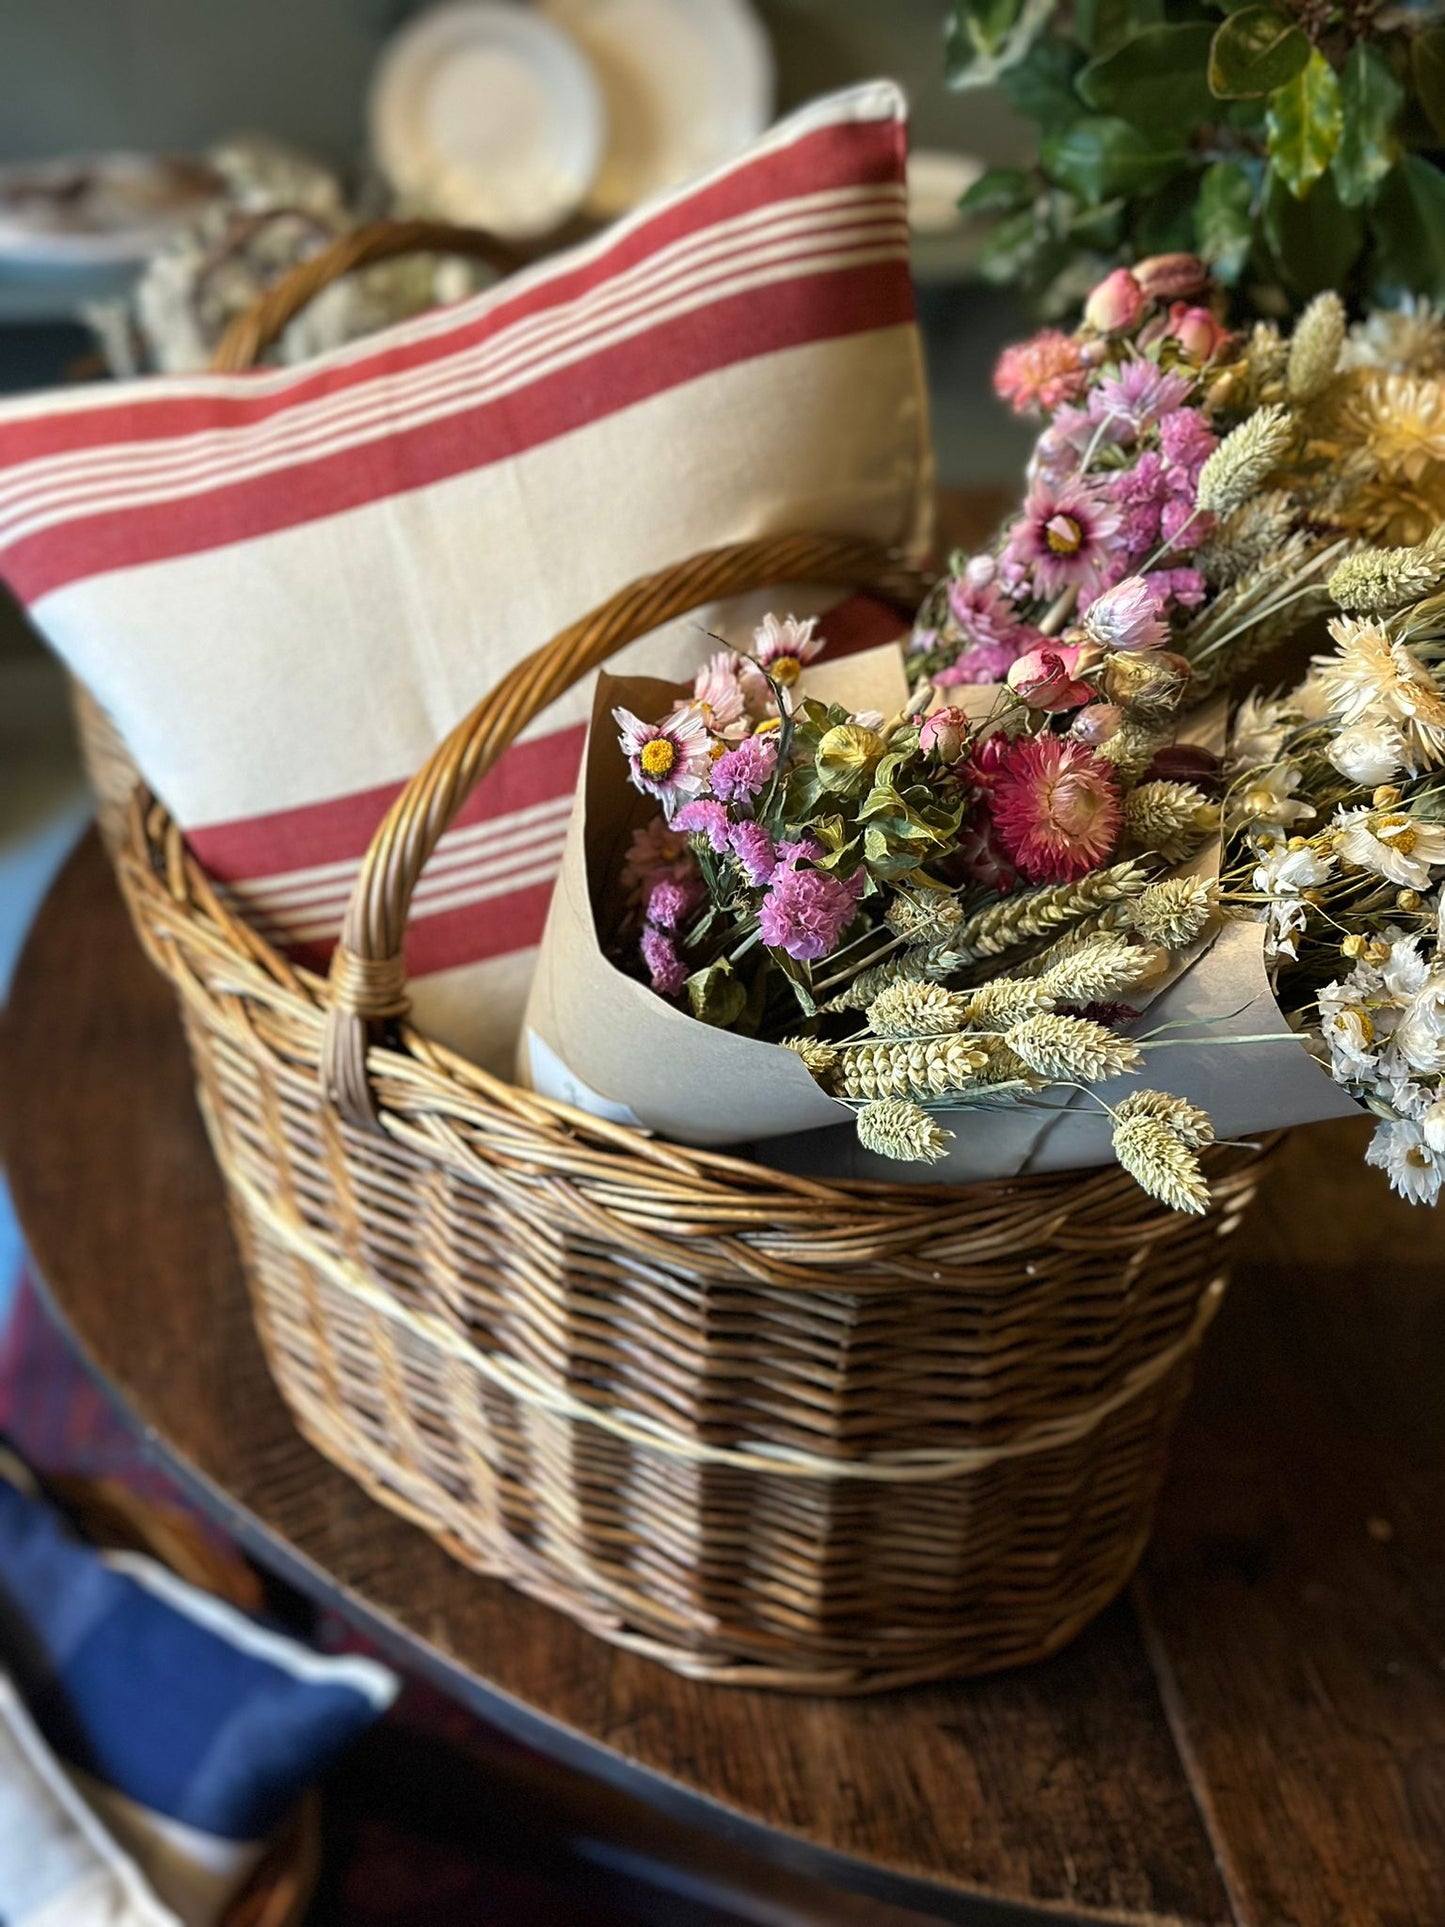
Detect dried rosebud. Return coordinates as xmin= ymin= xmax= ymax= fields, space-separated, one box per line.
xmin=1070 ymin=701 xmax=1125 ymax=747
xmin=1145 ymin=742 xmax=1223 ymax=795
xmin=918 ymin=704 xmax=970 ymax=764
xmin=1165 ymin=302 xmax=1231 ymax=364
xmin=1007 ymin=642 xmax=1094 ymax=712
xmin=1133 ymin=252 xmax=1209 ymax=301
xmin=1084 ymin=267 xmax=1146 ymax=334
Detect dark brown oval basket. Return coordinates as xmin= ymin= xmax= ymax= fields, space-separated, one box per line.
xmin=114 ymin=522 xmax=1272 ymax=1695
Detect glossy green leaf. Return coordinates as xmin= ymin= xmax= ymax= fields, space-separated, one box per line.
xmin=1041 ymin=116 xmax=1186 ymax=202
xmin=1194 ymin=158 xmax=1256 ymax=282
xmin=1372 ymin=156 xmax=1445 ymax=303
xmin=958 ymin=166 xmax=1034 ymax=216
xmin=1133 ymin=171 xmax=1197 ymax=254
xmin=1208 ymin=7 xmax=1309 ymax=99
xmin=1267 ymin=51 xmax=1343 ymax=200
xmin=1078 ymin=23 xmax=1216 ymax=134
xmin=1263 ymin=169 xmax=1363 ymax=295
xmin=975 ymin=207 xmax=1048 ymax=285
xmin=998 ymin=35 xmax=1084 ymax=122
xmin=1411 ymin=28 xmax=1445 ymax=143
xmin=1333 ymin=43 xmax=1403 ymax=208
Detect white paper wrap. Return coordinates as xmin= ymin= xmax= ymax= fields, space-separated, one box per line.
xmin=521 ymin=649 xmax=1360 ymax=1184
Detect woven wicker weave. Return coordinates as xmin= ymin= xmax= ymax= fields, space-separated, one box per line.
xmin=113 ymin=529 xmax=1272 ymax=1693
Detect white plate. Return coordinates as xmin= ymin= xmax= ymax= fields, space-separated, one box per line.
xmin=540 ymin=0 xmax=773 ymax=218
xmin=370 ymin=2 xmax=605 ymax=240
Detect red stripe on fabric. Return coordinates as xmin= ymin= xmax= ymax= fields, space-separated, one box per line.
xmin=283 ymin=877 xmax=555 ymax=979
xmin=188 ymin=722 xmax=588 ymax=878
xmin=0 ymin=120 xmax=904 ymax=464
xmin=9 ymin=258 xmax=913 ymax=604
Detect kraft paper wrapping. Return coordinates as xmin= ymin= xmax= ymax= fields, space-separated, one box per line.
xmin=521 ymin=651 xmax=1359 ymax=1184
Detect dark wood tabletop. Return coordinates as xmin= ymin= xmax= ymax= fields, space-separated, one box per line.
xmin=4 ymin=830 xmax=1445 ymax=1927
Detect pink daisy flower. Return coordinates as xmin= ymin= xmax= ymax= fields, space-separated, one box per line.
xmin=620 ymin=816 xmax=699 ymax=903
xmin=988 ymin=735 xmax=1122 ymax=884
xmin=1087 ymin=361 xmax=1193 ymax=434
xmin=691 ymin=650 xmax=748 ymax=738
xmin=758 ymin=864 xmax=864 ymax=962
xmin=1006 ymin=478 xmax=1122 ymax=600
xmin=753 ymin=612 xmax=824 ymax=690
xmin=615 ymin=705 xmax=712 ymax=812
xmin=993 ymin=330 xmax=1088 ymax=416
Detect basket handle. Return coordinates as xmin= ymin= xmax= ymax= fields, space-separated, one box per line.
xmin=208 ymin=217 xmax=523 ymax=373
xmin=320 ymin=533 xmax=927 ymax=1126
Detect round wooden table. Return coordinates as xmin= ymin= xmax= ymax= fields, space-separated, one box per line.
xmin=4 ymin=832 xmax=1444 ymax=1926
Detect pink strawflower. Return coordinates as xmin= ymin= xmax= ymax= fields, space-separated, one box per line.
xmin=1007 ymin=643 xmax=1094 ymax=711
xmin=988 ymin=735 xmax=1122 ymax=884
xmin=672 ymin=797 xmax=731 ymax=852
xmin=710 ymin=733 xmax=778 ymax=803
xmin=1157 ymin=407 xmax=1217 ymax=481
xmin=1006 ymin=478 xmax=1122 ymax=600
xmin=729 ymin=819 xmax=777 ymax=885
xmin=645 ymin=875 xmax=704 ymax=931
xmin=993 ymin=329 xmax=1088 ymax=416
xmin=639 ymin=925 xmax=687 ymax=996
xmin=758 ymin=864 xmax=864 ymax=962
xmin=614 ymin=704 xmax=712 ymax=811
xmin=691 ymin=650 xmax=748 ymax=738
xmin=1088 ymin=361 xmax=1193 ymax=434
xmin=620 ymin=816 xmax=700 ymax=902
xmin=1081 ymin=574 xmax=1168 ymax=652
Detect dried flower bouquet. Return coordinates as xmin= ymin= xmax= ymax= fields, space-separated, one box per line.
xmin=549 ymin=259 xmax=1445 ymax=1215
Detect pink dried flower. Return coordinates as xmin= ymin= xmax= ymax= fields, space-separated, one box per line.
xmin=1163 ymin=302 xmax=1231 ymax=363
xmin=992 ymin=329 xmax=1088 ymax=415
xmin=952 ymin=821 xmax=1018 ymax=894
xmin=1089 ymin=361 xmax=1193 ymax=433
xmin=1007 ymin=642 xmax=1095 ymax=712
xmin=776 ymin=835 xmax=824 ymax=868
xmin=620 ymin=816 xmax=699 ymax=902
xmin=1157 ymin=407 xmax=1217 ymax=481
xmin=919 ymin=705 xmax=972 ymax=761
xmin=1145 ymin=565 xmax=1206 ymax=609
xmin=935 ymin=637 xmax=1032 ymax=686
xmin=710 ymin=733 xmax=777 ymax=803
xmin=1084 ymin=268 xmax=1146 ymax=334
xmin=758 ymin=864 xmax=864 ymax=962
xmin=614 ymin=704 xmax=712 ymax=811
xmin=989 ymin=735 xmax=1122 ymax=884
xmin=753 ymin=612 xmax=823 ymax=690
xmin=639 ymin=925 xmax=687 ymax=996
xmin=1134 ymin=253 xmax=1208 ymax=300
xmin=1081 ymin=575 xmax=1168 ymax=652
xmin=729 ymin=819 xmax=777 ymax=884
xmin=692 ymin=650 xmax=748 ymax=738
xmin=1159 ymin=495 xmax=1207 ymax=550
xmin=645 ymin=875 xmax=704 ymax=931
xmin=1005 ymin=478 xmax=1122 ymax=600
xmin=672 ymin=797 xmax=731 ymax=852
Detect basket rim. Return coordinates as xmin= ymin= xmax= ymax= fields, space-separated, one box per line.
xmin=120 ymin=791 xmax=1273 ymax=1234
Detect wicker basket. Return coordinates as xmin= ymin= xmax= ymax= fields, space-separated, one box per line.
xmin=71 ymin=218 xmax=519 ymax=847
xmin=115 ymin=530 xmax=1271 ymax=1694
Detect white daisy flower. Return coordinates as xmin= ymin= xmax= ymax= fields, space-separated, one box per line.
xmin=1252 ymin=843 xmax=1336 ymax=959
xmin=1317 ymin=977 xmax=1383 ymax=1078
xmin=1391 ymin=975 xmax=1445 ymax=1073
xmin=1315 ymin=618 xmax=1445 ymax=766
xmin=1365 ymin=1116 xmax=1444 ymax=1205
xmin=1334 ymin=807 xmax=1445 ymax=889
xmin=1423 ymin=1096 xmax=1445 ymax=1153
xmin=1230 ymin=761 xmax=1315 ymax=838
xmin=1328 ymin=718 xmax=1410 ymax=787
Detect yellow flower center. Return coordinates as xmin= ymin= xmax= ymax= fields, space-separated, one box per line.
xmin=1375 ymin=812 xmax=1417 ymax=854
xmin=640 ymin=738 xmax=678 ymax=779
xmin=770 ymin=656 xmax=802 ymax=687
xmin=1045 ymin=512 xmax=1084 ymax=556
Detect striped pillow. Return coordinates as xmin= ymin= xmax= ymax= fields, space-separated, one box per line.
xmin=0 ymin=83 xmax=930 ymax=1072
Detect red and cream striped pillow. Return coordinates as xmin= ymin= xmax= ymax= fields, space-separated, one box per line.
xmin=0 ymin=84 xmax=931 ymax=1071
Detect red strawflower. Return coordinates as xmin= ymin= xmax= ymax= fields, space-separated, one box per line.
xmin=988 ymin=735 xmax=1121 ymax=884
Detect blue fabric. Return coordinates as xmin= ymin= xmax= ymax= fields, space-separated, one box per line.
xmin=0 ymin=1471 xmax=395 ymax=1842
